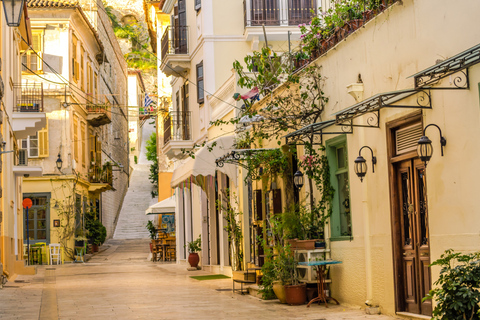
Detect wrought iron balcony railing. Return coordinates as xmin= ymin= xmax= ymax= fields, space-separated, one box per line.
xmin=244 ymin=0 xmax=317 ymax=27
xmin=163 ymin=111 xmax=191 ymax=145
xmin=89 ymin=163 xmax=113 ymax=186
xmin=161 ymin=26 xmax=189 ymax=59
xmin=13 ymin=83 xmax=44 ymax=112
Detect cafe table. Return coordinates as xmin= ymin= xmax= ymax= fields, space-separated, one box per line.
xmin=298 ymin=260 xmax=342 ymax=308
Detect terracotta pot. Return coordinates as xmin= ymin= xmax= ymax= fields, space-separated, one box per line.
xmin=149 ymin=242 xmax=153 ymax=253
xmin=284 ymin=283 xmax=307 ymax=305
xmin=295 ymin=240 xmax=316 ymax=250
xmin=92 ymin=244 xmax=99 ymax=252
xmin=348 ymin=19 xmax=364 ymax=32
xmin=306 ymin=287 xmax=318 ymax=302
xmin=272 ymin=281 xmax=287 ymax=304
xmin=188 ymin=252 xmax=199 ymax=268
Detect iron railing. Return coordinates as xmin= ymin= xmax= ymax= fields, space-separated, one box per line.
xmin=13 ymin=83 xmax=44 ymax=112
xmin=244 ymin=0 xmax=316 ymax=27
xmin=89 ymin=164 xmax=113 ymax=185
xmin=163 ymin=111 xmax=191 ymax=145
xmin=161 ymin=26 xmax=189 ymax=59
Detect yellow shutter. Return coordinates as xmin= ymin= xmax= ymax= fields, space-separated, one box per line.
xmin=81 ymin=122 xmax=86 ymax=167
xmin=96 ymin=138 xmax=102 ymax=165
xmin=73 ymin=115 xmax=78 ymax=162
xmin=38 ymin=119 xmax=49 ymax=157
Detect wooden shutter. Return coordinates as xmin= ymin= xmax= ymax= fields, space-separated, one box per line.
xmin=72 ymin=35 xmax=78 ymax=80
xmin=81 ymin=122 xmax=86 ymax=167
xmin=89 ymin=130 xmax=95 ymax=164
xmin=80 ymin=46 xmax=85 ymax=90
xmin=396 ymin=123 xmax=423 ymax=155
xmin=38 ymin=119 xmax=49 ymax=157
xmin=96 ymin=138 xmax=102 ymax=165
xmin=254 ymin=190 xmax=263 ymax=221
xmin=272 ymin=189 xmax=282 ymax=214
xmin=73 ymin=115 xmax=78 ymax=162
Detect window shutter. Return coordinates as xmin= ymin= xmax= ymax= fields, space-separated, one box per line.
xmin=37 ymin=51 xmax=43 ymax=72
xmin=272 ymin=189 xmax=282 ymax=214
xmin=396 ymin=123 xmax=423 ymax=155
xmin=96 ymin=138 xmax=102 ymax=165
xmin=73 ymin=116 xmax=78 ymax=162
xmin=89 ymin=132 xmax=95 ymax=164
xmin=38 ymin=120 xmax=49 ymax=157
xmin=254 ymin=190 xmax=262 ymax=221
xmin=18 ymin=149 xmax=28 ymax=165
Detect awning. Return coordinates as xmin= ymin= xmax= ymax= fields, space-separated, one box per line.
xmin=170 ymin=135 xmax=237 ymax=188
xmin=145 ymin=196 xmax=176 ymax=215
xmin=409 ymin=43 xmax=480 ymax=89
xmin=332 ymin=88 xmax=431 ymax=128
xmin=283 ymin=120 xmax=351 ymax=145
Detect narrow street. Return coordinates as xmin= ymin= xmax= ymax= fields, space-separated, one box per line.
xmin=0 ymin=239 xmax=400 ymax=320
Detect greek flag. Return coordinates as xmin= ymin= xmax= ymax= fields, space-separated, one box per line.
xmin=144 ymin=93 xmax=153 ymax=109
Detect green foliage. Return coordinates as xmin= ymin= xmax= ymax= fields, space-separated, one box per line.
xmin=145 ymin=220 xmax=156 ymax=240
xmin=244 ymin=149 xmax=290 ymax=182
xmin=217 ymin=192 xmax=243 ymax=271
xmin=145 ymin=133 xmax=158 ymax=198
xmin=424 ymin=249 xmax=480 ymax=320
xmin=185 ymin=235 xmax=202 ymax=253
xmin=134 ymin=155 xmax=138 ymax=164
xmin=86 ymin=219 xmax=106 ymax=246
xmin=258 ymin=241 xmax=277 ymax=299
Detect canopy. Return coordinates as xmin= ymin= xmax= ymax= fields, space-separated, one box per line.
xmin=145 ymin=196 xmax=176 ymax=215
xmin=170 ymin=135 xmax=237 ymax=188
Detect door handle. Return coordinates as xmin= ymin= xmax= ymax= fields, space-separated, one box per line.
xmin=420 ymin=252 xmax=428 ymax=257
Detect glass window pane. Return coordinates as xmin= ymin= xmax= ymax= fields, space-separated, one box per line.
xmin=37 ymin=230 xmax=46 ymax=240
xmin=337 ymin=172 xmax=351 ymax=237
xmin=30 ymin=149 xmax=38 ymax=157
xmin=38 ymin=197 xmax=46 ymax=205
xmin=37 ymin=209 xmax=46 ymax=219
xmin=28 ymin=211 xmax=34 ymax=219
xmin=28 ymin=220 xmax=34 ymax=230
xmin=198 ymin=80 xmax=204 ymax=100
xmin=37 ymin=221 xmax=46 ymax=229
xmin=336 ymin=147 xmax=345 ymax=169
xmin=28 ymin=230 xmax=35 ymax=240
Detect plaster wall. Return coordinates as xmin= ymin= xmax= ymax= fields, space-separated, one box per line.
xmin=259 ymin=0 xmax=480 ymax=314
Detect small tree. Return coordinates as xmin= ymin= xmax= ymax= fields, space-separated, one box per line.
xmin=424 ymin=249 xmax=480 ymax=320
xmin=145 ymin=132 xmax=158 ymax=198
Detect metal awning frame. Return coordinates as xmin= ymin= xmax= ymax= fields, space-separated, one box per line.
xmin=334 ymin=88 xmax=432 ymax=128
xmin=215 ymin=148 xmax=279 ymax=169
xmin=410 ymin=43 xmax=480 ymax=90
xmin=283 ymin=120 xmax=353 ymax=146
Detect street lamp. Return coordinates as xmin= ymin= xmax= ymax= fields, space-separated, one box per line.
xmin=56 ymin=154 xmax=63 ymax=171
xmin=2 ymin=0 xmax=25 ymax=27
xmin=417 ymin=124 xmax=446 ymax=166
xmin=293 ymin=170 xmax=304 ymax=189
xmin=354 ymin=146 xmax=376 ymax=182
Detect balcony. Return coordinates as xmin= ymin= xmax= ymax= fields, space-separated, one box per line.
xmin=11 ymin=83 xmax=47 ymax=139
xmin=162 ymin=111 xmax=193 ymax=159
xmin=86 ymin=103 xmax=111 ymax=127
xmin=88 ymin=163 xmax=113 ymax=193
xmin=243 ymin=0 xmax=317 ymax=41
xmin=160 ymin=26 xmax=190 ymax=77
xmin=13 ymin=149 xmax=43 ymax=177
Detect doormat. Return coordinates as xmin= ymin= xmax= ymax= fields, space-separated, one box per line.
xmin=190 ymin=275 xmax=231 ymax=281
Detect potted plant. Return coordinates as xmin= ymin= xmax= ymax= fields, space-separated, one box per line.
xmin=276 ymin=245 xmax=306 ymax=305
xmin=185 ymin=235 xmax=201 ymax=268
xmin=145 ymin=220 xmax=156 ymax=252
xmin=87 ymin=220 xmax=106 ymax=252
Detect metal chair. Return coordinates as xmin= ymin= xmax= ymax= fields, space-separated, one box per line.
xmin=49 ymin=244 xmax=61 ymax=265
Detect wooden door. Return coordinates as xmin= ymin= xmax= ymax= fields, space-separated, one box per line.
xmin=395 ymin=158 xmax=432 ymax=316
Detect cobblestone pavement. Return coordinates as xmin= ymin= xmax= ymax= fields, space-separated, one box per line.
xmin=0 ymin=239 xmax=403 ymax=320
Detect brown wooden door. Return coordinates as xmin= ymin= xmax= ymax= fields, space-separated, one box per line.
xmin=395 ymin=158 xmax=432 ymax=316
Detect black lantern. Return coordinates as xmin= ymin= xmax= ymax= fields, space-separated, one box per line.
xmin=56 ymin=154 xmax=63 ymax=171
xmin=2 ymin=0 xmax=25 ymax=27
xmin=293 ymin=170 xmax=304 ymax=189
xmin=417 ymin=124 xmax=446 ymax=166
xmin=354 ymin=146 xmax=376 ymax=182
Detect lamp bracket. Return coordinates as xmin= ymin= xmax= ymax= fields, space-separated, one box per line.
xmin=423 ymin=123 xmax=447 ymax=156
xmin=359 ymin=146 xmax=376 ymax=173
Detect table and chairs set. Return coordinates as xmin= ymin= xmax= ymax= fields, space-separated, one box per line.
xmin=151 ymin=230 xmax=176 ymax=262
xmin=23 ymin=243 xmax=63 ymax=265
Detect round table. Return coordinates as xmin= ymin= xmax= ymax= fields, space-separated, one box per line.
xmin=298 ymin=260 xmax=342 ymax=308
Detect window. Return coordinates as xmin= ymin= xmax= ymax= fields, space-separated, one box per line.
xmin=72 ymin=34 xmax=79 ymax=81
xmin=22 ymin=30 xmax=43 ymax=73
xmin=94 ymin=72 xmax=98 ymax=100
xmin=195 ymin=0 xmax=201 ymax=11
xmin=196 ymin=61 xmax=204 ymax=104
xmin=80 ymin=46 xmax=85 ymax=91
xmin=23 ymin=194 xmax=50 ymax=244
xmin=81 ymin=122 xmax=86 ymax=167
xmin=73 ymin=115 xmax=79 ymax=162
xmin=326 ymin=135 xmax=352 ymax=240
xmin=19 ymin=121 xmax=49 ymax=158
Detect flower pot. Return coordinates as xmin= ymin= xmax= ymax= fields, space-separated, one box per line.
xmin=306 ymin=286 xmax=318 ymax=302
xmin=272 ymin=281 xmax=287 ymax=304
xmin=149 ymin=242 xmax=153 ymax=253
xmin=295 ymin=240 xmax=316 ymax=250
xmin=348 ymin=19 xmax=364 ymax=32
xmin=188 ymin=252 xmax=200 ymax=268
xmin=284 ymin=283 xmax=307 ymax=305
xmin=92 ymin=244 xmax=99 ymax=252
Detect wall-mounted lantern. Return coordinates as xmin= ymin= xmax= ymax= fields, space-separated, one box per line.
xmin=293 ymin=170 xmax=304 ymax=189
xmin=417 ymin=124 xmax=446 ymax=166
xmin=2 ymin=0 xmax=25 ymax=27
xmin=354 ymin=146 xmax=376 ymax=182
xmin=56 ymin=154 xmax=63 ymax=171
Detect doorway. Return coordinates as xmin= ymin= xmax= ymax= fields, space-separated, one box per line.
xmin=388 ymin=114 xmax=432 ymax=316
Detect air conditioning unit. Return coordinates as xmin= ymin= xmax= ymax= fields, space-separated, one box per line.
xmin=18 ymin=149 xmax=28 ymax=166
